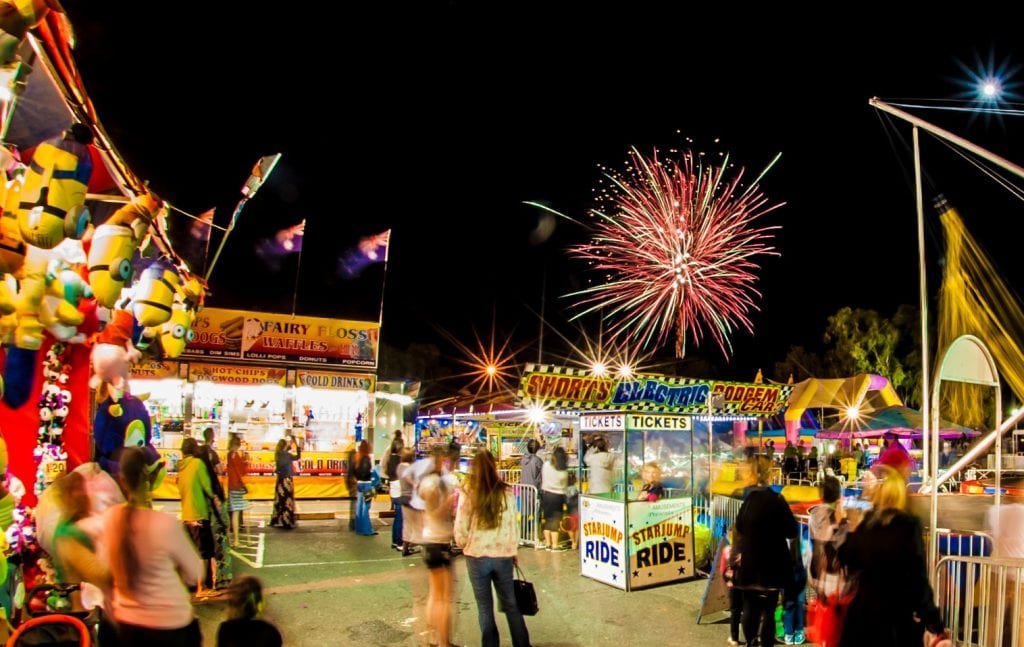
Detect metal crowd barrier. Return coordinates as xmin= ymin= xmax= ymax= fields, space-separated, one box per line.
xmin=935 ymin=554 xmax=1024 ymax=647
xmin=511 ymin=483 xmax=541 ymax=547
xmin=498 ymin=468 xmax=522 ymax=484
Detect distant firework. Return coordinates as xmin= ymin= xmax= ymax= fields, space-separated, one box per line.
xmin=568 ymin=147 xmax=783 ymax=359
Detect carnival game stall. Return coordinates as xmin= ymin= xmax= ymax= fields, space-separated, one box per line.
xmin=517 ymin=363 xmax=793 ymax=591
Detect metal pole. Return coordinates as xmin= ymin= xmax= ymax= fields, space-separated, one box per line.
xmin=871 ymin=98 xmax=1024 ymax=181
xmin=205 ymin=197 xmax=248 ymax=282
xmin=911 ymin=126 xmax=939 ymax=573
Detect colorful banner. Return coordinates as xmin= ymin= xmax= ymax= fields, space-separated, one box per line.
xmin=130 ymin=360 xmax=182 ymax=380
xmin=627 ymin=497 xmax=696 ymax=589
xmin=580 ymin=496 xmax=627 ymax=590
xmin=517 ymin=363 xmax=793 ymax=415
xmin=187 ymin=363 xmax=288 ymax=386
xmin=295 ymin=370 xmax=375 ymax=391
xmin=182 ymin=307 xmax=379 ymax=369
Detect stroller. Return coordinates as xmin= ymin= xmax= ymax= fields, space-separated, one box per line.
xmin=6 ymin=583 xmax=96 ymax=646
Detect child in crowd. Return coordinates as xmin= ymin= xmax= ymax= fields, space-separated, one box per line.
xmin=637 ymin=462 xmax=665 ymax=502
xmin=216 ymin=575 xmax=282 ymax=647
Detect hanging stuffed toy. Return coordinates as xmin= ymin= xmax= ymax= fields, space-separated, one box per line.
xmin=0 ymin=144 xmax=25 ymax=276
xmin=130 ymin=258 xmax=181 ymax=328
xmin=0 ymin=0 xmax=62 ymax=65
xmin=92 ymin=392 xmax=165 ymax=489
xmin=88 ymin=306 xmax=142 ymax=404
xmin=16 ymin=124 xmax=93 ymax=250
xmin=86 ymin=192 xmax=162 ymax=308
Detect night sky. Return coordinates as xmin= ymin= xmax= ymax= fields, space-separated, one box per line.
xmin=54 ymin=4 xmax=1024 ymax=389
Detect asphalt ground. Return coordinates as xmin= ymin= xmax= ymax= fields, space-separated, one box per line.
xmin=160 ymin=498 xmax=730 ymax=646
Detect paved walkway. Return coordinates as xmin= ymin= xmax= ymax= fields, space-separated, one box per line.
xmin=158 ymin=498 xmax=731 ymax=646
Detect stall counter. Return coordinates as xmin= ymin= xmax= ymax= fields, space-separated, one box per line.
xmin=153 ymin=448 xmax=354 ymax=499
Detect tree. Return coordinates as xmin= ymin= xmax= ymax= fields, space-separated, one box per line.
xmin=821 ymin=305 xmax=925 ymax=405
xmin=773 ymin=345 xmax=827 ymax=383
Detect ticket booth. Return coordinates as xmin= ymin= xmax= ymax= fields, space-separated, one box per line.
xmin=578 ymin=412 xmax=696 ymax=591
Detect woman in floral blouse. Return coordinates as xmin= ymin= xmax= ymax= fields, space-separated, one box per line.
xmin=454 ymin=450 xmax=531 ymax=647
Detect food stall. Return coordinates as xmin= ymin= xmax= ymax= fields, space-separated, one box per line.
xmin=130 ymin=359 xmax=188 ymax=449
xmin=517 ymin=363 xmax=794 ymax=591
xmin=151 ymin=307 xmax=380 ymax=499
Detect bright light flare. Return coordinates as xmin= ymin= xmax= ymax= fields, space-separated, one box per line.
xmin=980 ymin=79 xmax=1001 ymax=98
xmin=591 ymin=361 xmax=607 ymax=376
xmin=616 ymin=365 xmax=634 ymax=378
xmin=527 ymin=405 xmax=547 ymax=424
xmin=845 ymin=405 xmax=861 ymax=421
xmin=437 ymin=322 xmax=524 ymax=401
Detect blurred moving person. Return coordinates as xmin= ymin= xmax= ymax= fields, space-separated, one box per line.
xmin=837 ymin=464 xmax=946 ymax=647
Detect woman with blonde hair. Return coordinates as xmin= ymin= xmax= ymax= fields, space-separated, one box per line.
xmin=837 ymin=464 xmax=946 ymax=647
xmin=454 ymin=449 xmax=531 ymax=647
xmin=100 ymin=447 xmax=203 ymax=644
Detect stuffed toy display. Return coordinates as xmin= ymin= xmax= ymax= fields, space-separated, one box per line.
xmin=0 ymin=0 xmax=62 ymax=65
xmin=88 ymin=306 xmax=142 ymax=404
xmin=86 ymin=192 xmax=162 ymax=308
xmin=16 ymin=124 xmax=94 ymax=250
xmin=92 ymin=392 xmax=164 ymax=489
xmin=130 ymin=258 xmax=181 ymax=328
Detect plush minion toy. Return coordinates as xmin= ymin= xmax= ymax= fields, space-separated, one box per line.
xmin=87 ymin=192 xmax=163 ymax=308
xmin=145 ymin=300 xmax=194 ymax=359
xmin=16 ymin=124 xmax=93 ymax=250
xmin=86 ymin=224 xmax=135 ymax=308
xmin=0 ymin=146 xmax=25 ymax=275
xmin=0 ymin=0 xmax=62 ymax=65
xmin=130 ymin=259 xmax=181 ymax=328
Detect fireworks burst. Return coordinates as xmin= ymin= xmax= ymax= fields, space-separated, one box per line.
xmin=564 ymin=147 xmax=783 ymax=359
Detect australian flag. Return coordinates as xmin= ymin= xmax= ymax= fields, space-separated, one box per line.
xmin=337 ymin=229 xmax=390 ymax=279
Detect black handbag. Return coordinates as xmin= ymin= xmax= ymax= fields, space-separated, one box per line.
xmin=511 ymin=563 xmax=539 ymax=616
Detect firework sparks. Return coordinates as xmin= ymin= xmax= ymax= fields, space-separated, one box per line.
xmin=566 ymin=147 xmax=783 ymax=359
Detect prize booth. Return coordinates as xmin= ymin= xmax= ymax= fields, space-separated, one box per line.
xmin=151 ymin=307 xmax=380 ymax=500
xmin=517 ymin=363 xmax=794 ymax=591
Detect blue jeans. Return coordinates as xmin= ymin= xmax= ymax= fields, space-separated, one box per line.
xmin=782 ymin=587 xmax=805 ymax=634
xmin=465 ymin=556 xmax=531 ymax=647
xmin=390 ymin=497 xmax=403 ymax=546
xmin=355 ymin=482 xmax=374 ymax=535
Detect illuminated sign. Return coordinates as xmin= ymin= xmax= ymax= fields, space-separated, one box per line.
xmin=517 ymin=364 xmax=791 ymax=415
xmin=296 ymin=370 xmax=375 ymax=391
xmin=626 ymin=414 xmax=691 ymax=431
xmin=184 ymin=307 xmax=379 ymax=369
xmin=580 ymin=413 xmax=626 ymax=431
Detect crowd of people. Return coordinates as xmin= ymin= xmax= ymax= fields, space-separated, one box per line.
xmin=29 ymin=425 xmax=283 ymax=646
xmin=725 ymin=452 xmax=949 ymax=647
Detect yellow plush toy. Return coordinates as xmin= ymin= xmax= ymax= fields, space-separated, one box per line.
xmin=87 ymin=192 xmax=162 ymax=308
xmin=0 ymin=146 xmax=25 ymax=275
xmin=130 ymin=259 xmax=180 ymax=328
xmin=17 ymin=124 xmax=93 ymax=250
xmin=13 ymin=245 xmax=83 ymax=350
xmin=0 ymin=0 xmax=62 ymax=65
xmin=151 ymin=300 xmax=195 ymax=359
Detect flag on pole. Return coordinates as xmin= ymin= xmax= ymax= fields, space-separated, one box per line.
xmin=337 ymin=229 xmax=391 ymax=278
